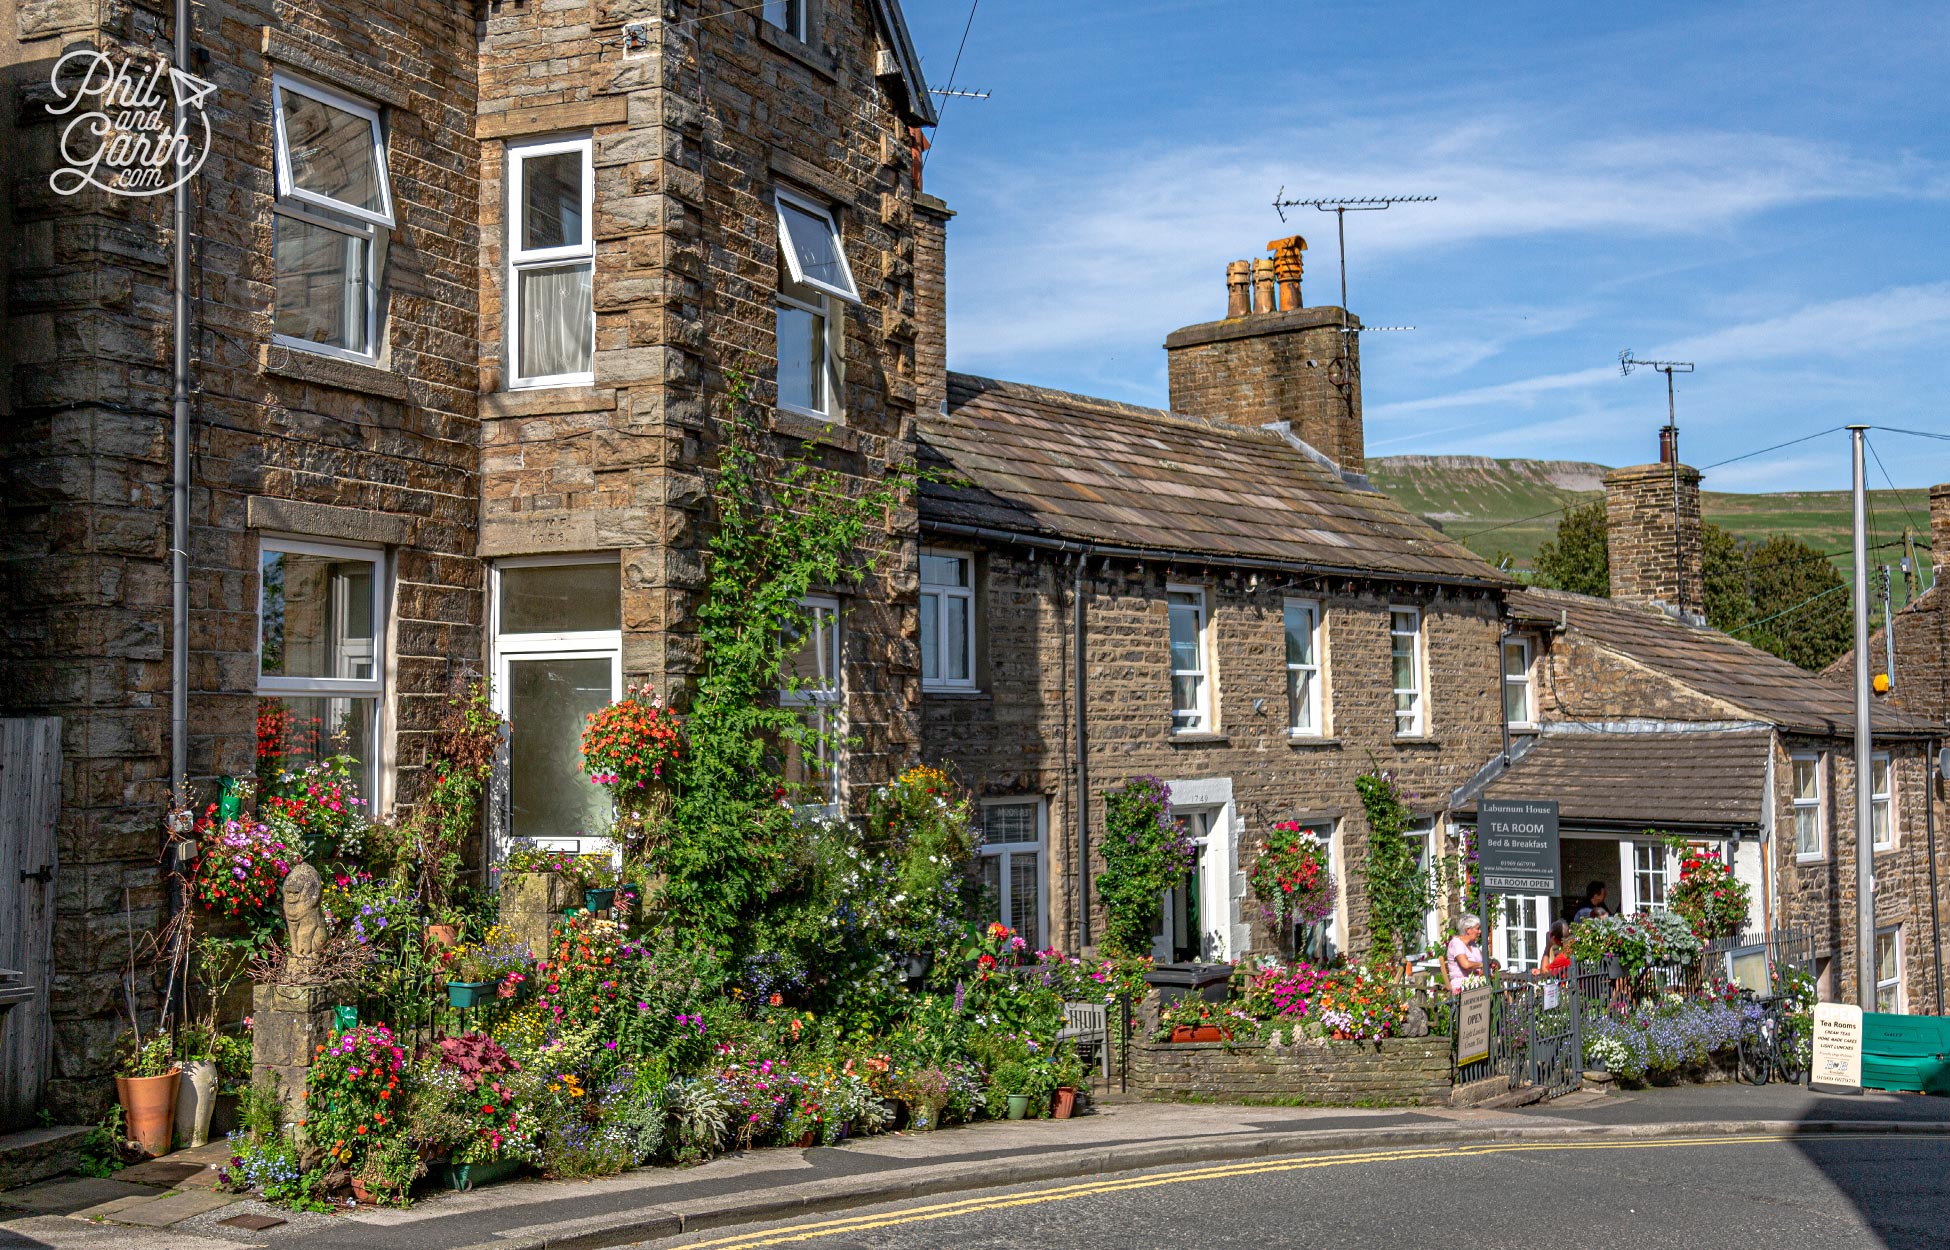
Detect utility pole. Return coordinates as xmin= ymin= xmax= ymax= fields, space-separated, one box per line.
xmin=1849 ymin=426 xmax=1876 ymax=1009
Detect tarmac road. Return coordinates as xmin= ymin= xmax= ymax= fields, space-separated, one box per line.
xmin=640 ymin=1133 xmax=1950 ymax=1250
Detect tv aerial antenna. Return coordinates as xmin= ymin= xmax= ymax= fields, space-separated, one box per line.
xmin=1619 ymin=350 xmax=1699 ymax=618
xmin=1270 ymin=192 xmax=1435 ymax=417
xmin=930 ymin=87 xmax=992 ymax=100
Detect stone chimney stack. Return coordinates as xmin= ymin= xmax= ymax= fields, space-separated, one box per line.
xmin=914 ymin=193 xmax=953 ymax=416
xmin=1932 ymin=484 xmax=1950 ymax=582
xmin=1164 ymin=238 xmax=1364 ymax=471
xmin=1604 ymin=439 xmax=1705 ymax=619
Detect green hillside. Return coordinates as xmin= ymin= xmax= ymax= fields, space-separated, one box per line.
xmin=1368 ymin=455 xmax=1936 ymax=593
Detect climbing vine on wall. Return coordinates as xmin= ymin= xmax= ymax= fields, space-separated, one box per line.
xmin=1355 ymin=769 xmax=1430 ymax=969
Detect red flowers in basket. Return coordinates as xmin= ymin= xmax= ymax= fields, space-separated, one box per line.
xmin=580 ymin=683 xmax=682 ymax=793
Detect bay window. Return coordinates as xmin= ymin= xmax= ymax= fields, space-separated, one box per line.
xmin=508 ymin=137 xmax=595 ymax=387
xmin=271 ymin=75 xmax=392 ymax=362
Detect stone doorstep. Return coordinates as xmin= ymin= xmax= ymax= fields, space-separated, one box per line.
xmin=0 ymin=1125 xmax=92 ymax=1191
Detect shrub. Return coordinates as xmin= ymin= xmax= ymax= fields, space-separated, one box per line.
xmin=1097 ymin=778 xmax=1193 ymax=958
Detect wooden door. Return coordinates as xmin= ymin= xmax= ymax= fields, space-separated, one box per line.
xmin=0 ymin=718 xmax=59 ymax=1128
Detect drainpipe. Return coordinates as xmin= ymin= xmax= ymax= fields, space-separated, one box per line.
xmin=1928 ymin=738 xmax=1943 ymax=1015
xmin=170 ymin=0 xmax=191 ymax=804
xmin=1072 ymin=552 xmax=1092 ymax=948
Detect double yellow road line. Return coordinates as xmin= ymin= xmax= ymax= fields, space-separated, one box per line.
xmin=674 ymin=1132 xmax=1820 ymax=1248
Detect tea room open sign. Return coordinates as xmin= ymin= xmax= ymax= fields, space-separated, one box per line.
xmin=1477 ymin=798 xmax=1560 ymax=896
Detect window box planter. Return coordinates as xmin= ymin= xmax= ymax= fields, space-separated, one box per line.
xmin=446 ymin=981 xmax=492 ymax=1010
xmin=436 ymin=1156 xmax=524 ymax=1192
xmin=583 ymin=887 xmax=616 ymax=913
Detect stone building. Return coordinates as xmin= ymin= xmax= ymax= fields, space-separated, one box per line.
xmin=1 ymin=0 xmax=935 ymax=1117
xmin=1454 ymin=441 xmax=1946 ymax=1014
xmin=916 ymin=248 xmax=1513 ymax=964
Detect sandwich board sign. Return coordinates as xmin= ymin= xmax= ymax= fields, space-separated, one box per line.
xmin=1456 ymin=984 xmax=1493 ymax=1067
xmin=1809 ymin=1002 xmax=1864 ymax=1094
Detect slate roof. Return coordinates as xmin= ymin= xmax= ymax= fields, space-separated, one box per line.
xmin=1455 ymin=729 xmax=1772 ymax=831
xmin=919 ymin=374 xmax=1506 ymax=586
xmin=1507 ymin=586 xmax=1937 ymax=737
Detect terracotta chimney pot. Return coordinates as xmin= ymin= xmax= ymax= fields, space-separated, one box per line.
xmin=1251 ymin=258 xmax=1277 ymax=315
xmin=1226 ymin=260 xmax=1252 ymax=319
xmin=1267 ymin=235 xmax=1306 ymax=310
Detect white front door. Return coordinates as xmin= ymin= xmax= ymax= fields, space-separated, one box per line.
xmin=1154 ymin=806 xmax=1229 ymax=963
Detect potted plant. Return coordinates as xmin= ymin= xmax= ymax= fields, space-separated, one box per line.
xmin=990 ymin=1060 xmax=1032 ymax=1120
xmin=576 ymin=857 xmax=620 ymax=914
xmin=409 ymin=1033 xmax=527 ymax=1192
xmin=899 ymin=1066 xmax=950 ymax=1132
xmin=1050 ymin=1049 xmax=1086 ymax=1120
xmin=115 ymin=1028 xmax=180 ymax=1156
xmin=445 ymin=951 xmax=494 ymax=1010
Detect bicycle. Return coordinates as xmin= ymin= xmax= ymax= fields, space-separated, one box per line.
xmin=1736 ymin=991 xmax=1808 ymax=1086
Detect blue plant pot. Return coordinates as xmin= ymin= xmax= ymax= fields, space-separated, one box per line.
xmin=447 ymin=981 xmax=490 ymax=1010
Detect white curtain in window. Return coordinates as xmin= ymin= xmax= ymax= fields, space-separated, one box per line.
xmin=518 ymin=263 xmax=593 ymax=379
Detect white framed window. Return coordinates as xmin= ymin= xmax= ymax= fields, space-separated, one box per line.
xmin=508 ymin=137 xmax=595 ymax=388
xmin=1390 ymin=606 xmax=1424 ymax=737
xmin=1284 ymin=598 xmax=1322 ymax=736
xmin=781 ymin=596 xmax=844 ymax=815
xmin=775 ymin=190 xmax=859 ymax=305
xmin=258 ymin=538 xmax=387 ymax=803
xmin=1502 ymin=637 xmax=1534 ymax=728
xmin=920 ymin=549 xmax=976 ymax=691
xmin=1622 ymin=839 xmax=1675 ymax=914
xmin=773 ymin=191 xmax=852 ymax=422
xmin=762 ymin=0 xmax=807 ymax=40
xmin=1791 ymin=753 xmax=1825 ymax=860
xmin=1870 ymin=752 xmax=1895 ymax=851
xmin=1875 ymin=925 xmax=1904 ymax=1014
xmin=979 ymin=798 xmax=1047 ymax=950
xmin=1497 ymin=894 xmax=1549 ymax=973
xmin=1167 ymin=586 xmax=1212 ymax=733
xmin=271 ymin=75 xmax=392 ymax=364
xmin=490 ymin=556 xmax=622 ymax=851
xmin=272 ymin=75 xmax=395 ymax=229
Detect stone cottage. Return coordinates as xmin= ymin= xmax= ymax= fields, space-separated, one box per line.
xmin=915 ymin=247 xmax=1514 ymax=964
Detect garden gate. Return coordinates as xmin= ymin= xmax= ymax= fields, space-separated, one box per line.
xmin=1454 ymin=975 xmax=1583 ymax=1100
xmin=0 ymin=718 xmax=59 ymax=1129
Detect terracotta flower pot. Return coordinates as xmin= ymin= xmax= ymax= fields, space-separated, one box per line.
xmin=425 ymin=924 xmax=460 ymax=949
xmin=1192 ymin=1025 xmax=1223 ymax=1042
xmin=1052 ymin=1087 xmax=1077 ymax=1119
xmin=351 ymin=1178 xmax=378 ymax=1205
xmin=116 ymin=1069 xmax=181 ymax=1157
xmin=1170 ymin=1025 xmax=1196 ymax=1043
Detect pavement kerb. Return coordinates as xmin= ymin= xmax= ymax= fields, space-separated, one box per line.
xmin=445 ymin=1117 xmax=1950 ymax=1250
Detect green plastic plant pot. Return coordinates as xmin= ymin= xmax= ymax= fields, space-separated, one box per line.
xmin=447 ymin=981 xmax=490 ymax=1010
xmin=1005 ymin=1094 xmax=1030 ymax=1120
xmin=584 ymin=888 xmax=616 ymax=913
xmin=331 ymin=1005 xmax=359 ymax=1031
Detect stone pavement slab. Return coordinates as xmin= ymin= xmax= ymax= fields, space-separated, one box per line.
xmin=0 ymin=1215 xmax=247 ymax=1250
xmin=105 ymin=1191 xmax=242 ymax=1227
xmin=0 ymin=1181 xmax=164 ymax=1218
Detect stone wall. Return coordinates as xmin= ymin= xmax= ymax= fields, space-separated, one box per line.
xmin=1604 ymin=461 xmax=1704 ymax=617
xmin=920 ymin=548 xmax=1507 ymax=959
xmin=1126 ymin=1036 xmax=1453 ymax=1106
xmin=3 ymin=0 xmax=481 ymax=1117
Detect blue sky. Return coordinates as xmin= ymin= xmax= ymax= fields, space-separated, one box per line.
xmin=902 ymin=1 xmax=1950 ymax=492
